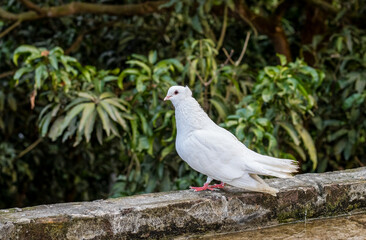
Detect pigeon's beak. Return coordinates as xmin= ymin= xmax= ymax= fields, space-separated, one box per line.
xmin=164 ymin=95 xmax=171 ymax=101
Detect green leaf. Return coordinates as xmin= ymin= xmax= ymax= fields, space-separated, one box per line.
xmin=78 ymin=103 xmax=95 ymax=133
xmin=264 ymin=66 xmax=279 ymax=79
xmin=117 ymin=68 xmax=140 ymax=89
xmin=295 ymin=124 xmax=317 ymax=169
xmin=96 ymin=123 xmax=103 ymax=144
xmin=84 ymin=110 xmax=97 ymax=142
xmin=148 ymin=50 xmax=157 ymax=64
xmin=137 ymin=136 xmax=150 ymax=152
xmin=136 ymin=77 xmax=145 ymax=92
xmin=99 ymin=101 xmax=117 ymax=122
xmin=48 ymin=116 xmax=65 ymax=141
xmin=189 ymin=59 xmax=198 ymax=86
xmin=49 ymin=46 xmax=64 ymax=56
xmin=111 ymin=105 xmax=129 ymax=130
xmin=256 ymin=118 xmax=270 ymax=127
xmin=279 ymin=122 xmax=300 ymax=146
xmin=62 ymin=114 xmax=78 ymax=143
xmin=97 ymin=105 xmax=111 ymax=136
xmin=252 ymin=128 xmax=263 ymax=141
xmin=334 ymin=138 xmax=347 ymax=155
xmin=126 ymin=60 xmax=151 ymax=77
xmin=191 ymin=15 xmax=203 ymax=34
xmin=38 ymin=103 xmax=54 ymax=121
xmin=155 ymin=110 xmax=174 ymax=131
xmin=14 ymin=67 xmax=33 ymax=80
xmin=210 ymin=98 xmax=228 ymax=119
xmin=103 ymin=98 xmax=128 ymax=112
xmin=78 ymin=92 xmax=96 ymax=101
xmin=64 ymin=98 xmax=90 ymax=111
xmin=99 ymin=92 xmax=115 ymax=100
xmin=343 ymin=93 xmax=364 ymax=109
xmin=109 ymin=121 xmax=120 ymax=138
xmin=355 ymin=78 xmax=366 ymax=93
xmin=7 ymin=94 xmax=17 ymax=111
xmin=287 ymin=142 xmax=306 ymax=161
xmin=336 ymin=36 xmax=343 ymax=52
xmin=235 ymin=123 xmax=246 ymax=141
xmin=327 ymin=128 xmax=348 ymax=142
xmin=81 ymin=68 xmax=91 ymax=82
xmin=262 ymin=88 xmax=273 ymax=102
xmin=161 ymin=143 xmax=175 ymax=160
xmin=60 ymin=56 xmax=78 ymax=75
xmin=277 ymin=54 xmax=287 ymax=66
xmin=59 ymin=103 xmax=86 ymax=134
xmin=264 ymin=132 xmax=277 ymax=151
xmin=35 ymin=64 xmax=48 ymax=89
xmin=40 ymin=112 xmax=52 ymax=137
xmin=13 ymin=45 xmax=40 ymax=66
xmin=137 ymin=112 xmax=150 ymax=136
xmin=130 ymin=118 xmax=138 ymax=148
xmin=156 ymin=58 xmax=184 ymax=72
xmin=51 ymin=104 xmax=61 ymax=117
xmin=236 ymin=108 xmax=254 ymax=120
xmin=300 ymin=66 xmax=319 ymax=83
xmin=49 ymin=55 xmax=58 ymax=70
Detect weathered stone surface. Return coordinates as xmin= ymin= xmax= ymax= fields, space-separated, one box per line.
xmin=197 ymin=212 xmax=366 ymax=240
xmin=1 ymin=167 xmax=366 ymax=239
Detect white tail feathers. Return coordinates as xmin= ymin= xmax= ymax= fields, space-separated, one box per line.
xmin=228 ymin=154 xmax=299 ymax=196
xmin=228 ymin=173 xmax=280 ymax=196
xmin=249 ymin=154 xmax=299 ymax=179
xmin=262 ymin=186 xmax=279 ymax=196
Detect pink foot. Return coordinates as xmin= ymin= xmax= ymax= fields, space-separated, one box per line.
xmin=190 ymin=183 xmax=214 ymax=191
xmin=209 ymin=182 xmax=225 ymax=189
xmin=190 ymin=182 xmax=225 ymax=192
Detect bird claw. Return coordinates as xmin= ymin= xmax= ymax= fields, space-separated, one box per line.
xmin=209 ymin=183 xmax=225 ymax=189
xmin=190 ymin=182 xmax=225 ymax=192
xmin=189 ymin=184 xmax=210 ymax=192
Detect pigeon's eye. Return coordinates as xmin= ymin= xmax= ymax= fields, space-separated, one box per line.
xmin=174 ymin=90 xmax=179 ymax=95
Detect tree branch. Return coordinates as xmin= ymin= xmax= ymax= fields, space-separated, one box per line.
xmin=0 ymin=19 xmax=22 ymax=38
xmin=305 ymin=0 xmax=338 ymax=13
xmin=0 ymin=70 xmax=15 ymax=79
xmin=19 ymin=0 xmax=45 ymax=15
xmin=235 ymin=31 xmax=251 ymax=66
xmin=16 ymin=137 xmax=43 ymax=159
xmin=235 ymin=0 xmax=292 ymax=61
xmin=0 ymin=1 xmax=168 ymax=21
xmin=65 ymin=20 xmax=119 ymax=54
xmin=215 ymin=5 xmax=228 ymax=51
xmin=234 ymin=0 xmax=259 ymax=36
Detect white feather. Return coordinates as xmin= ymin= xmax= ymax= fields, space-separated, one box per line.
xmin=165 ymin=86 xmax=298 ymax=196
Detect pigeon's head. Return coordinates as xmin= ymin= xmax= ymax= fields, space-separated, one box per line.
xmin=164 ymin=86 xmax=192 ymax=106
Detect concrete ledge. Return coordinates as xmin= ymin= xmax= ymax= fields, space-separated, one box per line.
xmin=1 ymin=167 xmax=366 ymax=239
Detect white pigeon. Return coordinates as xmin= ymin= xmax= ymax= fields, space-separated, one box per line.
xmin=164 ymin=85 xmax=298 ymax=196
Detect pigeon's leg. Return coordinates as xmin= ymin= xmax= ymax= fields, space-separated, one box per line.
xmin=190 ymin=177 xmax=215 ymax=191
xmin=208 ymin=182 xmax=225 ymax=189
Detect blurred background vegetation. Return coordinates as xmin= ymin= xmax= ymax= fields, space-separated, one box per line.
xmin=0 ymin=0 xmax=365 ymax=209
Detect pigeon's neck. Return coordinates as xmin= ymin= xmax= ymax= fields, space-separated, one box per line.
xmin=174 ymin=97 xmax=212 ymax=132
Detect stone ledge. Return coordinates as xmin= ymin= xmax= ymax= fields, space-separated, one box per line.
xmin=1 ymin=167 xmax=366 ymax=239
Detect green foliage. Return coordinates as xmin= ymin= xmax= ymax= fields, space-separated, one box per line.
xmin=1 ymin=0 xmax=366 ymax=209
xmin=13 ymin=46 xmax=131 ymax=146
xmin=303 ymin=25 xmax=366 ymax=171
xmin=222 ymin=57 xmax=323 ymax=169
xmin=13 ymin=46 xmax=78 ymax=91
xmin=10 ymin=45 xmax=190 ymax=199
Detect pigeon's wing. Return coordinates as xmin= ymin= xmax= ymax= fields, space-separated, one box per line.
xmin=178 ymin=126 xmax=246 ymax=182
